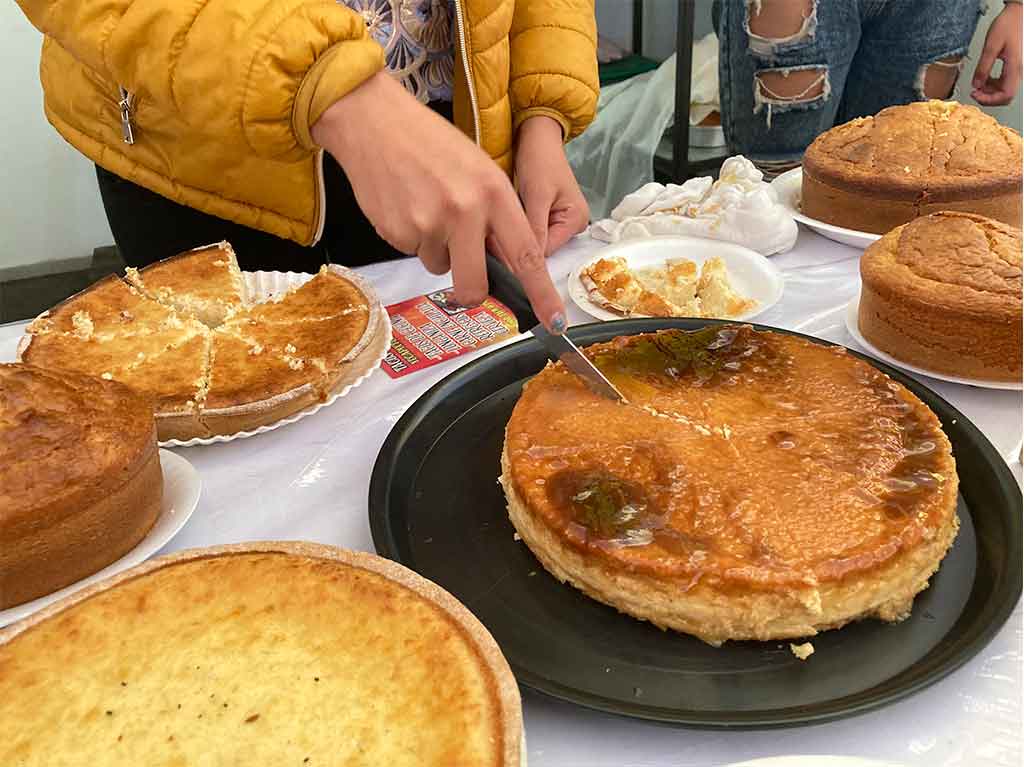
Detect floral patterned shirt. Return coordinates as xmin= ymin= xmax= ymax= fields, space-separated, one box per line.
xmin=340 ymin=0 xmax=455 ymax=103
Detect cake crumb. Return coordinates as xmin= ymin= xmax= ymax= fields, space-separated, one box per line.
xmin=71 ymin=311 xmax=94 ymax=340
xmin=790 ymin=642 xmax=814 ymax=660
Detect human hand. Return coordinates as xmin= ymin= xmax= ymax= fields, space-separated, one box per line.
xmin=312 ymin=73 xmax=566 ymax=331
xmin=515 ymin=115 xmax=590 ymax=259
xmin=971 ymin=2 xmax=1022 ymax=106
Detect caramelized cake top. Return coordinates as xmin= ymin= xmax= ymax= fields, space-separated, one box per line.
xmin=504 ymin=326 xmax=958 ymax=590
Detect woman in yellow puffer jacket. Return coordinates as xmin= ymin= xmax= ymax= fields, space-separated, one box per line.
xmin=17 ymin=0 xmax=599 ymax=331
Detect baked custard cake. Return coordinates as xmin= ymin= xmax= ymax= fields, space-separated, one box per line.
xmin=126 ymin=241 xmax=246 ymax=326
xmin=859 ymin=212 xmax=1022 ymax=381
xmin=0 ymin=543 xmax=522 ymax=767
xmin=501 ymin=326 xmax=959 ymax=645
xmin=802 ymin=100 xmax=1022 ymax=233
xmin=0 ymin=364 xmax=162 ymax=609
xmin=20 ymin=252 xmax=381 ymax=441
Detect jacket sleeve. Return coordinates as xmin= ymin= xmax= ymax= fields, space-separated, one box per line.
xmin=508 ymin=0 xmax=599 ymax=141
xmin=16 ymin=0 xmax=385 ymax=159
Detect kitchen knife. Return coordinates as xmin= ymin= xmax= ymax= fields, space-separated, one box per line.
xmin=484 ymin=253 xmax=625 ymax=402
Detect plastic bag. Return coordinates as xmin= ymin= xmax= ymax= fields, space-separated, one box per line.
xmin=566 ymin=55 xmax=679 ymax=220
xmin=567 ymin=33 xmax=721 ymax=220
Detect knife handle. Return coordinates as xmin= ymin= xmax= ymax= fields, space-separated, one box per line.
xmin=484 ymin=252 xmax=538 ymax=331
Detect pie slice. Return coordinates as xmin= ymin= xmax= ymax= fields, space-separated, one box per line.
xmin=22 ymin=314 xmax=212 ymax=440
xmin=26 ymin=276 xmax=181 ymax=340
xmin=201 ymin=332 xmax=327 ymax=436
xmin=230 ymin=266 xmax=370 ymax=325
xmin=112 ymin=330 xmax=213 ymax=440
xmin=126 ymin=242 xmax=247 ymax=326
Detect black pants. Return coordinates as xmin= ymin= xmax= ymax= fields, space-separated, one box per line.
xmin=97 ymin=101 xmax=454 ymax=272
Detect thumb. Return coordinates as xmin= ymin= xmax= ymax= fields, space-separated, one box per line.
xmin=521 ymin=186 xmax=553 ymax=258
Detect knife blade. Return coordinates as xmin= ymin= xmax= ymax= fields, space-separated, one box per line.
xmin=529 ymin=323 xmax=626 ymax=401
xmin=484 ymin=253 xmax=625 ymax=402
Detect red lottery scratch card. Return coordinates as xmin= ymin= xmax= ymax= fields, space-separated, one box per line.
xmin=380 ymin=288 xmax=519 ymax=378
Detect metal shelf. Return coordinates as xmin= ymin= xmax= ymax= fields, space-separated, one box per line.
xmin=629 ymin=0 xmax=728 ymax=183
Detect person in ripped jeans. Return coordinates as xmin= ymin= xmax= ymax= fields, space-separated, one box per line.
xmin=713 ymin=0 xmax=1023 ymax=176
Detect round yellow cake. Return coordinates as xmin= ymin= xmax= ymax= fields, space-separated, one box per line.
xmin=859 ymin=211 xmax=1022 ymax=382
xmin=802 ymin=100 xmax=1022 ymax=234
xmin=501 ymin=326 xmax=959 ymax=645
xmin=0 ymin=363 xmax=162 ymax=609
xmin=0 ymin=543 xmax=522 ymax=766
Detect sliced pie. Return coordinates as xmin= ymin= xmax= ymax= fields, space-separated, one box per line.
xmin=126 ymin=242 xmax=247 ymax=326
xmin=19 ymin=249 xmax=382 ymax=441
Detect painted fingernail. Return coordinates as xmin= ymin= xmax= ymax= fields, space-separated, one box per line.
xmin=550 ymin=313 xmax=567 ymax=334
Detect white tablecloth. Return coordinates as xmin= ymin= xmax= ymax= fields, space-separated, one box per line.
xmin=2 ymin=229 xmax=1020 ymax=767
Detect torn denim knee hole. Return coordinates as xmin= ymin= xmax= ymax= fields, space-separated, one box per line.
xmin=744 ymin=0 xmax=818 ymax=58
xmin=753 ymin=66 xmax=830 ymax=128
xmin=915 ymin=55 xmax=966 ymax=100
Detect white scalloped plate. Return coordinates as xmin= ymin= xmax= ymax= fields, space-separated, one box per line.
xmin=0 ymin=449 xmax=200 ymax=627
xmin=771 ymin=167 xmax=882 ymax=250
xmin=845 ymin=294 xmax=1022 ymax=391
xmin=160 ymin=265 xmax=391 ymax=447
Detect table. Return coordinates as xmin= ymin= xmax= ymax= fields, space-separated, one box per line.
xmin=2 ymin=228 xmax=1020 ymax=767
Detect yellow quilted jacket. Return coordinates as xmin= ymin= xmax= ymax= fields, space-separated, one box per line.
xmin=18 ymin=0 xmax=598 ymax=245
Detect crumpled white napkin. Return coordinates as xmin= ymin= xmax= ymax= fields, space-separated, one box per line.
xmin=590 ymin=156 xmax=798 ymax=256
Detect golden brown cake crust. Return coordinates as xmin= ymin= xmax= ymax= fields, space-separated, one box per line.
xmin=0 ymin=364 xmax=162 ymax=609
xmin=500 ymin=327 xmax=959 ymax=644
xmin=802 ymin=101 xmax=1022 ymax=232
xmin=0 ymin=542 xmax=522 ymax=767
xmin=859 ymin=212 xmax=1023 ymax=381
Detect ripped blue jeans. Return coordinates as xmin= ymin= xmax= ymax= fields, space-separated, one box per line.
xmin=713 ymin=0 xmax=984 ymax=169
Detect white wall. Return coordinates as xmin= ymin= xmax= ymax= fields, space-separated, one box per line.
xmin=0 ymin=4 xmax=113 ymax=278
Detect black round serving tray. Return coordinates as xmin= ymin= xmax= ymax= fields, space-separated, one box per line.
xmin=368 ymin=319 xmax=1022 ymax=728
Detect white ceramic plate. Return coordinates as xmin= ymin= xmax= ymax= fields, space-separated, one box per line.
xmin=771 ymin=167 xmax=882 ymax=250
xmin=160 ymin=265 xmax=391 ymax=447
xmin=568 ymin=235 xmax=784 ymax=322
xmin=0 ymin=449 xmax=200 ymax=627
xmin=845 ymin=295 xmax=1022 ymax=390
xmin=722 ymin=757 xmax=903 ymax=767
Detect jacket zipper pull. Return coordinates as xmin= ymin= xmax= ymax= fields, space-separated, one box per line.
xmin=118 ymin=87 xmax=135 ymax=145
